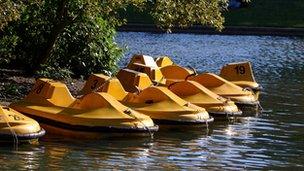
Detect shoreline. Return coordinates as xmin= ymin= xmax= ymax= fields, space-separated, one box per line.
xmin=118 ymin=23 xmax=304 ymax=37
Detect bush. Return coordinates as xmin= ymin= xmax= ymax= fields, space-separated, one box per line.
xmin=35 ymin=65 xmax=73 ymax=80
xmin=0 ymin=33 xmax=19 ymax=67
xmin=0 ymin=1 xmax=123 ymax=78
xmin=51 ymin=17 xmax=123 ymax=77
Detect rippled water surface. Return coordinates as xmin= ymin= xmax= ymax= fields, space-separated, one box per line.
xmin=1 ymin=32 xmax=304 ymax=170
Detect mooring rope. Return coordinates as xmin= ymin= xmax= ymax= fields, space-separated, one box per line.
xmin=138 ymin=118 xmax=154 ymax=139
xmin=257 ymin=101 xmax=264 ymax=113
xmin=226 ymin=112 xmax=231 ymax=122
xmin=242 ymin=86 xmax=264 ymax=113
xmin=124 ymin=108 xmax=154 ymax=139
xmin=1 ymin=113 xmax=19 ymax=149
xmin=205 ymin=120 xmax=209 ymax=132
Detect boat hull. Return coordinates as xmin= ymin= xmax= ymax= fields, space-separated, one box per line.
xmin=0 ymin=128 xmax=45 ymax=143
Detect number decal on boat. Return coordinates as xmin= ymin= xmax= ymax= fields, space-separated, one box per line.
xmin=91 ymin=79 xmax=99 ymax=90
xmin=235 ymin=66 xmax=246 ymax=75
xmin=35 ymin=83 xmax=45 ymax=94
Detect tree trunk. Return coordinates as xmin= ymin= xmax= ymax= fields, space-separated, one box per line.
xmin=32 ymin=0 xmax=69 ymax=73
xmin=37 ymin=22 xmax=67 ymax=65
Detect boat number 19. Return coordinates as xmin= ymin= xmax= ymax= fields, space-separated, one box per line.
xmin=235 ymin=66 xmax=246 ymax=75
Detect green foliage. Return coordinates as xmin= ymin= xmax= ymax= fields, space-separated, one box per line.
xmin=0 ymin=0 xmax=24 ymax=30
xmin=0 ymin=0 xmax=231 ymax=77
xmin=11 ymin=1 xmax=51 ymax=70
xmin=0 ymin=34 xmax=18 ymax=65
xmin=1 ymin=0 xmax=124 ymax=77
xmin=52 ymin=17 xmax=123 ymax=76
xmin=36 ymin=65 xmax=73 ymax=80
xmin=151 ymin=0 xmax=228 ymax=31
xmin=2 ymin=83 xmax=21 ymax=96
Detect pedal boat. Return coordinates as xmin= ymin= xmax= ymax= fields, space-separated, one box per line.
xmin=157 ymin=56 xmax=262 ymax=98
xmin=127 ymin=55 xmax=259 ymax=106
xmin=80 ymin=74 xmax=214 ymax=124
xmin=0 ymin=105 xmax=45 ymax=143
xmin=219 ymin=61 xmax=262 ymax=99
xmin=115 ymin=69 xmax=242 ymax=118
xmin=10 ymin=79 xmax=158 ymax=137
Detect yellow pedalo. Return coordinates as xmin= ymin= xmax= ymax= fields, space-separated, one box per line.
xmin=0 ymin=105 xmax=45 ymax=143
xmin=125 ymin=55 xmax=242 ymax=117
xmin=80 ymin=73 xmax=213 ymax=124
xmin=156 ymin=56 xmax=263 ymax=99
xmin=127 ymin=54 xmax=258 ymax=106
xmin=219 ymin=61 xmax=262 ymax=100
xmin=115 ymin=69 xmax=241 ymax=118
xmin=10 ymin=79 xmax=158 ymax=138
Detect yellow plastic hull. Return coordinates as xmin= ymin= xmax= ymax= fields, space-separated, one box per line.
xmin=11 ymin=103 xmax=159 ymax=134
xmin=0 ymin=106 xmax=45 ymax=143
xmin=40 ymin=124 xmax=156 ymax=139
xmin=131 ymin=109 xmax=214 ymax=124
xmin=0 ymin=129 xmax=45 ymax=143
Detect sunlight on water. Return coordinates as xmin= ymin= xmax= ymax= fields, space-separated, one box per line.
xmin=1 ymin=32 xmax=303 ymax=170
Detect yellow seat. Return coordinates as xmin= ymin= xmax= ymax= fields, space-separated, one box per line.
xmin=127 ymin=55 xmax=166 ymax=84
xmin=128 ymin=54 xmax=159 ymax=68
xmin=80 ymin=74 xmax=110 ymax=95
xmin=25 ymin=78 xmax=75 ymax=107
xmin=155 ymin=56 xmax=174 ymax=67
xmin=0 ymin=105 xmax=45 ymax=143
xmin=116 ymin=69 xmax=153 ymax=92
xmin=10 ymin=78 xmax=158 ymax=137
xmin=159 ymin=65 xmax=194 ymax=86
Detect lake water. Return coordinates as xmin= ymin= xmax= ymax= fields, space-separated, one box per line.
xmin=1 ymin=32 xmax=303 ymax=170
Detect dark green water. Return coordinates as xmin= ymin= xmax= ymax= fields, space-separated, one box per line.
xmin=1 ymin=33 xmax=303 ymax=170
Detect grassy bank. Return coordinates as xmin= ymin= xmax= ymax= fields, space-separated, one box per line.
xmin=224 ymin=0 xmax=304 ymax=28
xmin=124 ymin=0 xmax=304 ymax=28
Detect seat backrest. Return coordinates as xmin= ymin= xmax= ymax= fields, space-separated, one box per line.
xmin=80 ymin=73 xmax=127 ymax=101
xmin=127 ymin=55 xmax=165 ymax=83
xmin=160 ymin=65 xmax=192 ymax=80
xmin=80 ymin=74 xmax=110 ymax=95
xmin=117 ymin=69 xmax=153 ymax=93
xmin=101 ymin=79 xmax=128 ymax=101
xmin=127 ymin=54 xmax=158 ymax=68
xmin=189 ymin=73 xmax=225 ymax=87
xmin=26 ymin=78 xmax=75 ymax=107
xmin=155 ymin=56 xmax=174 ymax=67
xmin=127 ymin=63 xmax=153 ymax=76
xmin=220 ymin=61 xmax=256 ymax=82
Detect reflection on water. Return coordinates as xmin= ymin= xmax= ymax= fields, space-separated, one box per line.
xmin=1 ymin=33 xmax=304 ymax=169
